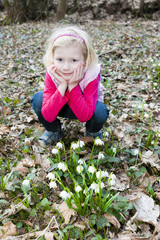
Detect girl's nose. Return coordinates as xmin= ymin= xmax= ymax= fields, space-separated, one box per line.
xmin=63 ymin=61 xmax=70 ymax=70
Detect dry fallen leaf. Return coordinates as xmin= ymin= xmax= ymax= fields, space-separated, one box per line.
xmin=130 ymin=192 xmax=159 ymax=226
xmin=104 ymin=212 xmax=121 ymax=228
xmin=14 ymin=162 xmax=29 ymax=175
xmin=141 ymin=150 xmax=160 ymax=170
xmin=0 ymin=221 xmax=17 ymax=238
xmin=58 ymin=201 xmax=77 ymax=224
xmin=0 ymin=125 xmax=10 ymax=135
xmin=111 ymin=171 xmax=130 ymax=191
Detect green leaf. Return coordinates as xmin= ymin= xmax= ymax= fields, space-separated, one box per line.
xmin=0 ymin=199 xmax=9 ymax=205
xmin=96 ymin=216 xmax=110 ymax=229
xmin=30 ymin=208 xmax=37 ymax=217
xmin=91 ymin=235 xmax=103 ymax=240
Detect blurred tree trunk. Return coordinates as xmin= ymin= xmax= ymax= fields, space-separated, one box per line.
xmin=2 ymin=0 xmax=26 ymax=22
xmin=56 ymin=0 xmax=68 ymax=22
xmin=139 ymin=0 xmax=144 ymax=15
xmin=2 ymin=0 xmax=53 ymax=23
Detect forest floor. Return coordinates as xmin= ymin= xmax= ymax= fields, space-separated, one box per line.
xmin=0 ymin=17 xmax=160 ymax=240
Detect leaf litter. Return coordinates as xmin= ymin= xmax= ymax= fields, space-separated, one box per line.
xmin=0 ymin=18 xmax=160 ymax=239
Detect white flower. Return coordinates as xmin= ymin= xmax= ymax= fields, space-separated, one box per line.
xmin=95 ymin=139 xmax=104 ymax=146
xmin=112 ymin=148 xmax=116 ymax=153
xmin=90 ymin=182 xmax=104 ymax=193
xmin=110 ymin=179 xmax=116 ymax=186
xmin=90 ymin=183 xmax=99 ymax=193
xmin=100 ymin=182 xmax=105 ymax=188
xmin=149 ymin=103 xmax=155 ymax=109
xmin=110 ymin=174 xmax=116 ymax=181
xmin=22 ymin=179 xmax=30 ymax=191
xmin=46 ymin=172 xmax=55 ymax=180
xmin=132 ymin=149 xmax=139 ymax=155
xmin=52 ymin=148 xmax=59 ymax=154
xmin=109 ymin=174 xmax=116 ymax=186
xmin=144 ymin=113 xmax=149 ymax=119
xmin=76 ymin=165 xmax=84 ymax=173
xmin=78 ymin=159 xmax=83 ymax=165
xmin=58 ymin=162 xmax=67 ymax=172
xmin=59 ymin=190 xmax=71 ymax=200
xmin=49 ymin=181 xmax=57 ymax=189
xmin=88 ymin=166 xmax=96 ymax=174
xmin=96 ymin=170 xmax=108 ymax=179
xmin=71 ymin=143 xmax=78 ymax=150
xmin=78 ymin=140 xmax=85 ymax=148
xmin=98 ymin=152 xmax=105 ymax=160
xmin=104 ymin=131 xmax=109 ymax=137
xmin=25 ymin=138 xmax=31 ymax=146
xmin=56 ymin=142 xmax=63 ymax=149
xmin=75 ymin=185 xmax=82 ymax=192
xmin=153 ymin=82 xmax=158 ymax=86
xmin=137 ymin=105 xmax=143 ymax=110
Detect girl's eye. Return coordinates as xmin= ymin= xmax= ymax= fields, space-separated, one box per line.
xmin=58 ymin=58 xmax=63 ymax=62
xmin=72 ymin=59 xmax=77 ymax=62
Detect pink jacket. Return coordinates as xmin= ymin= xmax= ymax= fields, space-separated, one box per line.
xmin=41 ymin=64 xmax=104 ymax=123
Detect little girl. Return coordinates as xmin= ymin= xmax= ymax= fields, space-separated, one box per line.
xmin=31 ymin=25 xmax=109 ymax=147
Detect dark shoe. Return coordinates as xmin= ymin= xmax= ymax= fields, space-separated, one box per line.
xmin=38 ymin=131 xmax=61 ymax=147
xmin=85 ymin=129 xmax=102 ymax=139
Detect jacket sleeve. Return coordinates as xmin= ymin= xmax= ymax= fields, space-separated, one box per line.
xmin=41 ymin=72 xmax=68 ymax=122
xmin=67 ymin=74 xmax=100 ymax=122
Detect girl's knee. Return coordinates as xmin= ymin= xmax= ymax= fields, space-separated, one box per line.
xmin=31 ymin=91 xmax=43 ymax=113
xmin=93 ymin=102 xmax=110 ymax=123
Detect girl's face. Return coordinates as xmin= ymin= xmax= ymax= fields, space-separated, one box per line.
xmin=53 ymin=42 xmax=85 ymax=81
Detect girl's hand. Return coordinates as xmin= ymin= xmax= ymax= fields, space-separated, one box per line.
xmin=68 ymin=62 xmax=85 ymax=91
xmin=50 ymin=65 xmax=68 ymax=97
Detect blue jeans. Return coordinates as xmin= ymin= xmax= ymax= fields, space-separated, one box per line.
xmin=31 ymin=91 xmax=109 ymax=133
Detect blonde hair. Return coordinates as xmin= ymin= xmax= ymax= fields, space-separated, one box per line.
xmin=43 ymin=24 xmax=98 ymax=71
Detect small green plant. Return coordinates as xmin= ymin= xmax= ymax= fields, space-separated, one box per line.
xmin=46 ymin=140 xmax=121 ymax=219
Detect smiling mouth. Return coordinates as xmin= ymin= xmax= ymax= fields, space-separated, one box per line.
xmin=62 ymin=72 xmax=72 ymax=75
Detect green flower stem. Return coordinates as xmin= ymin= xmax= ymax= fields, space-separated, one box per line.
xmin=63 ymin=143 xmax=67 ymax=162
xmin=88 ymin=142 xmax=95 ymax=166
xmin=22 ymin=187 xmax=30 ymax=208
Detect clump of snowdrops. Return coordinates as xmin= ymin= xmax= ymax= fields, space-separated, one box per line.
xmin=46 ymin=138 xmax=119 ymax=216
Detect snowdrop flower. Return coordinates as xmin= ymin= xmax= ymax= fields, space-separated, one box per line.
xmin=71 ymin=143 xmax=78 ymax=150
xmin=100 ymin=182 xmax=105 ymax=189
xmin=98 ymin=152 xmax=105 ymax=160
xmin=95 ymin=139 xmax=104 ymax=146
xmin=149 ymin=103 xmax=155 ymax=109
xmin=88 ymin=166 xmax=96 ymax=174
xmin=110 ymin=174 xmax=116 ymax=181
xmin=153 ymin=82 xmax=158 ymax=87
xmin=132 ymin=149 xmax=139 ymax=155
xmin=25 ymin=138 xmax=31 ymax=146
xmin=56 ymin=142 xmax=63 ymax=149
xmin=110 ymin=179 xmax=116 ymax=186
xmin=90 ymin=183 xmax=99 ymax=193
xmin=112 ymin=148 xmax=116 ymax=153
xmin=78 ymin=140 xmax=85 ymax=148
xmin=109 ymin=174 xmax=117 ymax=186
xmin=96 ymin=170 xmax=108 ymax=179
xmin=144 ymin=113 xmax=149 ymax=119
xmin=58 ymin=162 xmax=67 ymax=172
xmin=46 ymin=172 xmax=55 ymax=180
xmin=22 ymin=179 xmax=30 ymax=191
xmin=147 ymin=75 xmax=152 ymax=79
xmin=76 ymin=165 xmax=84 ymax=173
xmin=59 ymin=191 xmax=71 ymax=200
xmin=75 ymin=185 xmax=82 ymax=192
xmin=49 ymin=181 xmax=57 ymax=189
xmin=104 ymin=131 xmax=109 ymax=137
xmin=52 ymin=148 xmax=59 ymax=154
xmin=90 ymin=182 xmax=105 ymax=193
xmin=78 ymin=159 xmax=83 ymax=165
